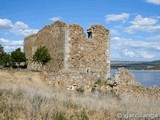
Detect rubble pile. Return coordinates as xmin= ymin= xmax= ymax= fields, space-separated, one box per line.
xmin=45 ymin=69 xmax=96 ymax=93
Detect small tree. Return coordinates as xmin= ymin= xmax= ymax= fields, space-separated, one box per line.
xmin=11 ymin=48 xmax=27 ymax=67
xmin=33 ymin=46 xmax=51 ymax=68
xmin=0 ymin=45 xmax=11 ymax=67
xmin=2 ymin=53 xmax=11 ymax=67
xmin=0 ymin=44 xmax=4 ymax=51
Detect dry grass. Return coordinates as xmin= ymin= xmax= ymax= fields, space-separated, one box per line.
xmin=0 ymin=70 xmax=160 ymax=120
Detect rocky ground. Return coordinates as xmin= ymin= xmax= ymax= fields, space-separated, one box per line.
xmin=0 ymin=68 xmax=160 ymax=120
xmin=46 ymin=68 xmax=160 ymax=98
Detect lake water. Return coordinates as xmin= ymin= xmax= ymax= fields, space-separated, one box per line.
xmin=111 ymin=69 xmax=160 ymax=87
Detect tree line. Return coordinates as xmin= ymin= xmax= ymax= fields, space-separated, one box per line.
xmin=0 ymin=44 xmax=51 ymax=69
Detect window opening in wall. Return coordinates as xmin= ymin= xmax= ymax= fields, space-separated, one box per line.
xmin=87 ymin=31 xmax=92 ymax=39
xmin=87 ymin=27 xmax=95 ymax=40
xmin=86 ymin=68 xmax=90 ymax=73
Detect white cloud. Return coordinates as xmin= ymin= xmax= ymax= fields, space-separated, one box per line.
xmin=146 ymin=0 xmax=160 ymax=5
xmin=110 ymin=29 xmax=119 ymax=35
xmin=111 ymin=37 xmax=122 ymax=41
xmin=0 ymin=38 xmax=9 ymax=43
xmin=122 ymin=49 xmax=135 ymax=58
xmin=0 ymin=18 xmax=38 ymax=37
xmin=11 ymin=40 xmax=23 ymax=45
xmin=138 ymin=51 xmax=154 ymax=59
xmin=0 ymin=38 xmax=23 ymax=52
xmin=105 ymin=13 xmax=130 ymax=22
xmin=0 ymin=19 xmax=38 ymax=52
xmin=111 ymin=36 xmax=160 ymax=51
xmin=125 ymin=15 xmax=160 ymax=33
xmin=148 ymin=35 xmax=160 ymax=40
xmin=4 ymin=46 xmax=23 ymax=52
xmin=111 ymin=36 xmax=160 ymax=60
xmin=13 ymin=21 xmax=29 ymax=29
xmin=49 ymin=17 xmax=61 ymax=22
xmin=156 ymin=16 xmax=160 ymax=19
xmin=12 ymin=28 xmax=38 ymax=37
xmin=11 ymin=21 xmax=38 ymax=37
xmin=0 ymin=19 xmax=13 ymax=29
xmin=131 ymin=15 xmax=157 ymax=26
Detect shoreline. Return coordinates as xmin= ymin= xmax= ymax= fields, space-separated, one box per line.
xmin=111 ymin=68 xmax=160 ymax=88
xmin=111 ymin=68 xmax=160 ymax=72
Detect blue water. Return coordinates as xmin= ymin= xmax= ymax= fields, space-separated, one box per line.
xmin=111 ymin=69 xmax=160 ymax=87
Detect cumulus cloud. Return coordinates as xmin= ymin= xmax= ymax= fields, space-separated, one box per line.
xmin=0 ymin=19 xmax=38 ymax=52
xmin=110 ymin=29 xmax=120 ymax=35
xmin=146 ymin=0 xmax=160 ymax=5
xmin=11 ymin=21 xmax=38 ymax=37
xmin=0 ymin=38 xmax=23 ymax=52
xmin=138 ymin=51 xmax=154 ymax=59
xmin=156 ymin=16 xmax=160 ymax=19
xmin=125 ymin=15 xmax=160 ymax=33
xmin=0 ymin=38 xmax=9 ymax=43
xmin=122 ymin=49 xmax=135 ymax=58
xmin=49 ymin=17 xmax=61 ymax=22
xmin=105 ymin=13 xmax=130 ymax=22
xmin=111 ymin=36 xmax=160 ymax=60
xmin=111 ymin=37 xmax=121 ymax=41
xmin=11 ymin=40 xmax=23 ymax=45
xmin=0 ymin=18 xmax=38 ymax=37
xmin=13 ymin=21 xmax=29 ymax=29
xmin=131 ymin=15 xmax=157 ymax=26
xmin=148 ymin=35 xmax=160 ymax=40
xmin=4 ymin=46 xmax=23 ymax=52
xmin=112 ymin=36 xmax=160 ymax=51
xmin=0 ymin=19 xmax=13 ymax=29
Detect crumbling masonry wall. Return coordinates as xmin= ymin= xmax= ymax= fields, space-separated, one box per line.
xmin=65 ymin=24 xmax=110 ymax=79
xmin=24 ymin=21 xmax=67 ymax=71
xmin=24 ymin=21 xmax=110 ymax=79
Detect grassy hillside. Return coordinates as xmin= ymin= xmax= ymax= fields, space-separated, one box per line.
xmin=0 ymin=70 xmax=119 ymax=119
xmin=0 ymin=70 xmax=160 ymax=120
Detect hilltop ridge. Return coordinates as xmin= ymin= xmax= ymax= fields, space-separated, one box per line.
xmin=111 ymin=60 xmax=160 ymax=70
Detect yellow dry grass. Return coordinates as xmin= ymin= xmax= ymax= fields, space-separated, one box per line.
xmin=0 ymin=70 xmax=160 ymax=120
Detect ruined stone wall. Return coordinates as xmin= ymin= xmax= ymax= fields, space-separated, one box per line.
xmin=24 ymin=21 xmax=67 ymax=71
xmin=66 ymin=24 xmax=110 ymax=79
xmin=24 ymin=21 xmax=110 ymax=79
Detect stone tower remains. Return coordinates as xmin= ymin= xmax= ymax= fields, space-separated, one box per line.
xmin=24 ymin=21 xmax=110 ymax=79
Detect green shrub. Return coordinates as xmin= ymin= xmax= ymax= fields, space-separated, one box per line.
xmin=11 ymin=48 xmax=27 ymax=67
xmin=53 ymin=111 xmax=67 ymax=120
xmin=33 ymin=46 xmax=51 ymax=67
xmin=80 ymin=109 xmax=89 ymax=120
xmin=91 ymin=87 xmax=96 ymax=92
xmin=94 ymin=79 xmax=102 ymax=85
xmin=76 ymin=87 xmax=84 ymax=94
xmin=42 ymin=112 xmax=49 ymax=120
xmin=95 ymin=79 xmax=106 ymax=86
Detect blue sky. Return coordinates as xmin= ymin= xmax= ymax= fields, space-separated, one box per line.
xmin=0 ymin=0 xmax=160 ymax=61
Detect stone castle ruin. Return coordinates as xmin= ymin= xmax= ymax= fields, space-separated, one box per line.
xmin=24 ymin=21 xmax=110 ymax=79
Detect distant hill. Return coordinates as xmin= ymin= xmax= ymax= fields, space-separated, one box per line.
xmin=111 ymin=60 xmax=160 ymax=70
xmin=149 ymin=60 xmax=160 ymax=65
